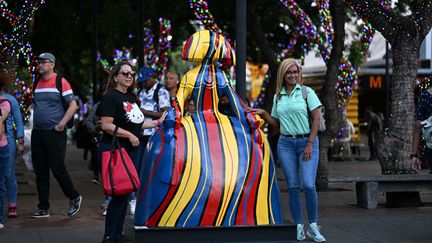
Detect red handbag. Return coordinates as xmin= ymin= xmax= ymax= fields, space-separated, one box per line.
xmin=101 ymin=127 xmax=140 ymax=196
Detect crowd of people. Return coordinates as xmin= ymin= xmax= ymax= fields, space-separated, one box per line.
xmin=0 ymin=52 xmax=427 ymax=243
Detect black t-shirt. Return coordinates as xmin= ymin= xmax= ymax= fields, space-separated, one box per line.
xmin=97 ymin=89 xmax=144 ymax=150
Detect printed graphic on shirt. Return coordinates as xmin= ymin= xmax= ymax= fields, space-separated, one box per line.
xmin=123 ymin=102 xmax=144 ymax=124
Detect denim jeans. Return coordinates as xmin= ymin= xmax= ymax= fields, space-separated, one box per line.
xmin=100 ymin=142 xmax=138 ymax=237
xmin=5 ymin=137 xmax=17 ymax=204
xmin=0 ymin=145 xmax=10 ymax=224
xmin=277 ymin=135 xmax=319 ymax=224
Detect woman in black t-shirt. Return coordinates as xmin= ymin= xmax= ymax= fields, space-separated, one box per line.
xmin=97 ymin=62 xmax=166 ymax=243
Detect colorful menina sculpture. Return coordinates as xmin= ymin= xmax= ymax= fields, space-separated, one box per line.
xmin=134 ymin=30 xmax=283 ymax=227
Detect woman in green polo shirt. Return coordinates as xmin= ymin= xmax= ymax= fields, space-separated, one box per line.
xmin=251 ymin=58 xmax=326 ymax=242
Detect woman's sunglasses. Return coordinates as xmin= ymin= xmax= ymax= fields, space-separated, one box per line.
xmin=119 ymin=71 xmax=136 ymax=78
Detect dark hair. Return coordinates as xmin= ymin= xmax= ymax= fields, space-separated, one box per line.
xmin=0 ymin=70 xmax=10 ymax=91
xmin=104 ymin=61 xmax=135 ymax=94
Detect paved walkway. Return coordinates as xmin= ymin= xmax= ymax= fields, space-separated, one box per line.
xmin=1 ymin=144 xmax=432 ymax=242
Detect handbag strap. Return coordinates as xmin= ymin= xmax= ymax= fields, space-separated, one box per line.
xmin=111 ymin=126 xmax=120 ymax=147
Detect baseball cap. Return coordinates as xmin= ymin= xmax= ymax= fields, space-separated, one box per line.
xmin=38 ymin=52 xmax=56 ymax=62
xmin=136 ymin=67 xmax=154 ymax=83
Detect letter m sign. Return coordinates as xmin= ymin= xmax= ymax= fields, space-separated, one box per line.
xmin=369 ymin=76 xmax=382 ymax=89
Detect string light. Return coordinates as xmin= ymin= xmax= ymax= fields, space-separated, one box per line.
xmin=97 ymin=18 xmax=172 ymax=81
xmin=188 ymin=0 xmax=225 ymax=37
xmin=1 ymin=0 xmax=45 ymax=123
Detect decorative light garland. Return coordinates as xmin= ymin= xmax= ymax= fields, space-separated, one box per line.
xmin=97 ymin=18 xmax=172 ymax=82
xmin=1 ymin=0 xmax=45 ymax=123
xmin=188 ymin=0 xmax=224 ymax=36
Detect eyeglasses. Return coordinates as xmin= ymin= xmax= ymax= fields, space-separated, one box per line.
xmin=119 ymin=71 xmax=136 ymax=78
xmin=286 ymin=70 xmax=299 ymax=75
xmin=36 ymin=60 xmax=52 ymax=65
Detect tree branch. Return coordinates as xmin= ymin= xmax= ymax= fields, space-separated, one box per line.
xmin=328 ymin=0 xmax=346 ymax=69
xmin=248 ymin=2 xmax=279 ymax=111
xmin=343 ymin=0 xmax=397 ymax=42
xmin=413 ymin=0 xmax=432 ymax=38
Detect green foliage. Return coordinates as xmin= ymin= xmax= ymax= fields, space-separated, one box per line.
xmin=30 ymin=0 xmax=408 ymax=99
xmin=348 ymin=40 xmax=365 ymax=68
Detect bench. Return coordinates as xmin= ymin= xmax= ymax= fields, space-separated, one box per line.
xmin=328 ymin=175 xmax=432 ymax=209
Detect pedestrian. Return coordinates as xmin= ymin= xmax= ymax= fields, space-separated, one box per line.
xmin=97 ymin=61 xmax=166 ymax=243
xmin=165 ymin=71 xmax=179 ymax=102
xmin=0 ymin=70 xmax=25 ymax=218
xmin=250 ymin=58 xmax=326 ymax=242
xmin=75 ymin=114 xmax=92 ymax=162
xmin=365 ymin=106 xmax=382 ymax=161
xmin=86 ymin=101 xmax=110 ymax=216
xmin=218 ymin=93 xmax=235 ymax=117
xmin=411 ymin=87 xmax=432 ymax=173
xmin=136 ymin=67 xmax=170 ymax=172
xmin=0 ymin=77 xmax=11 ymax=229
xmin=86 ymin=102 xmax=102 ymax=184
xmin=185 ymin=98 xmax=196 ymax=116
xmin=31 ymin=52 xmax=82 ymax=218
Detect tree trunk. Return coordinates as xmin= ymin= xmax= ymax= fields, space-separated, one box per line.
xmin=343 ymin=0 xmax=432 ymax=208
xmin=316 ymin=0 xmax=346 ymax=191
xmin=375 ymin=17 xmax=421 ymax=175
xmin=374 ymin=17 xmax=423 ymax=207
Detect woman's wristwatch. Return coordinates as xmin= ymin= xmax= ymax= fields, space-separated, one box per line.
xmin=18 ymin=137 xmax=24 ymax=145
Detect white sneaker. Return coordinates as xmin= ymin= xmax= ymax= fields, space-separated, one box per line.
xmin=0 ymin=223 xmax=4 ymax=229
xmin=297 ymin=224 xmax=306 ymax=241
xmin=129 ymin=199 xmax=136 ymax=215
xmin=102 ymin=210 xmax=107 ymax=216
xmin=307 ymin=222 xmax=326 ymax=242
xmin=134 ymin=225 xmax=149 ymax=230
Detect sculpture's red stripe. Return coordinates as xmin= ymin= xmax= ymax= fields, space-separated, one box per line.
xmin=200 ymin=115 xmax=224 ymax=226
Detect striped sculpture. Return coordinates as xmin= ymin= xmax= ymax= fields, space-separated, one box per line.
xmin=134 ymin=30 xmax=283 ymax=227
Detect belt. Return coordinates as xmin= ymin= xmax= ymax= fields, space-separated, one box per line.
xmin=282 ymin=133 xmax=310 ymax=138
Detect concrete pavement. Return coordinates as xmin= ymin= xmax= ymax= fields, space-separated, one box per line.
xmin=1 ymin=144 xmax=432 ymax=243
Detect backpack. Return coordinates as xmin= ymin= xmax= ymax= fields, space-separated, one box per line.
xmin=33 ymin=74 xmax=75 ymax=129
xmin=421 ymin=116 xmax=432 ymax=149
xmin=301 ymin=86 xmax=326 ymax=132
xmin=138 ymin=83 xmax=163 ymax=111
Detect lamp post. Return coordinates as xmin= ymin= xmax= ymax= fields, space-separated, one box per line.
xmin=137 ymin=0 xmax=147 ymax=68
xmin=235 ymin=0 xmax=247 ymax=100
xmin=91 ymin=0 xmax=98 ymax=100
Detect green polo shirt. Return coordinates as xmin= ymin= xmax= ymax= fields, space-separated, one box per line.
xmin=271 ymin=84 xmax=322 ymax=135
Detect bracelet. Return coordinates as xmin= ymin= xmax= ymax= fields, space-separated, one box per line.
xmin=18 ymin=138 xmax=24 ymax=145
xmin=307 ymin=140 xmax=313 ymax=144
xmin=410 ymin=154 xmax=418 ymax=159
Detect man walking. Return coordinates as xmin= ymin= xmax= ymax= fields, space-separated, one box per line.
xmin=136 ymin=67 xmax=170 ymax=169
xmin=31 ymin=52 xmax=82 ymax=218
xmin=137 ymin=67 xmax=170 ymax=144
xmin=165 ymin=71 xmax=179 ymax=102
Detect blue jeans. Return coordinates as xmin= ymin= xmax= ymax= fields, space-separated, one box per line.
xmin=0 ymin=145 xmax=10 ymax=224
xmin=278 ymin=135 xmax=319 ymax=224
xmin=5 ymin=137 xmax=17 ymax=204
xmin=100 ymin=142 xmax=138 ymax=237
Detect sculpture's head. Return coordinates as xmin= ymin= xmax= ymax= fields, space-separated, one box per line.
xmin=182 ymin=30 xmax=235 ymax=66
